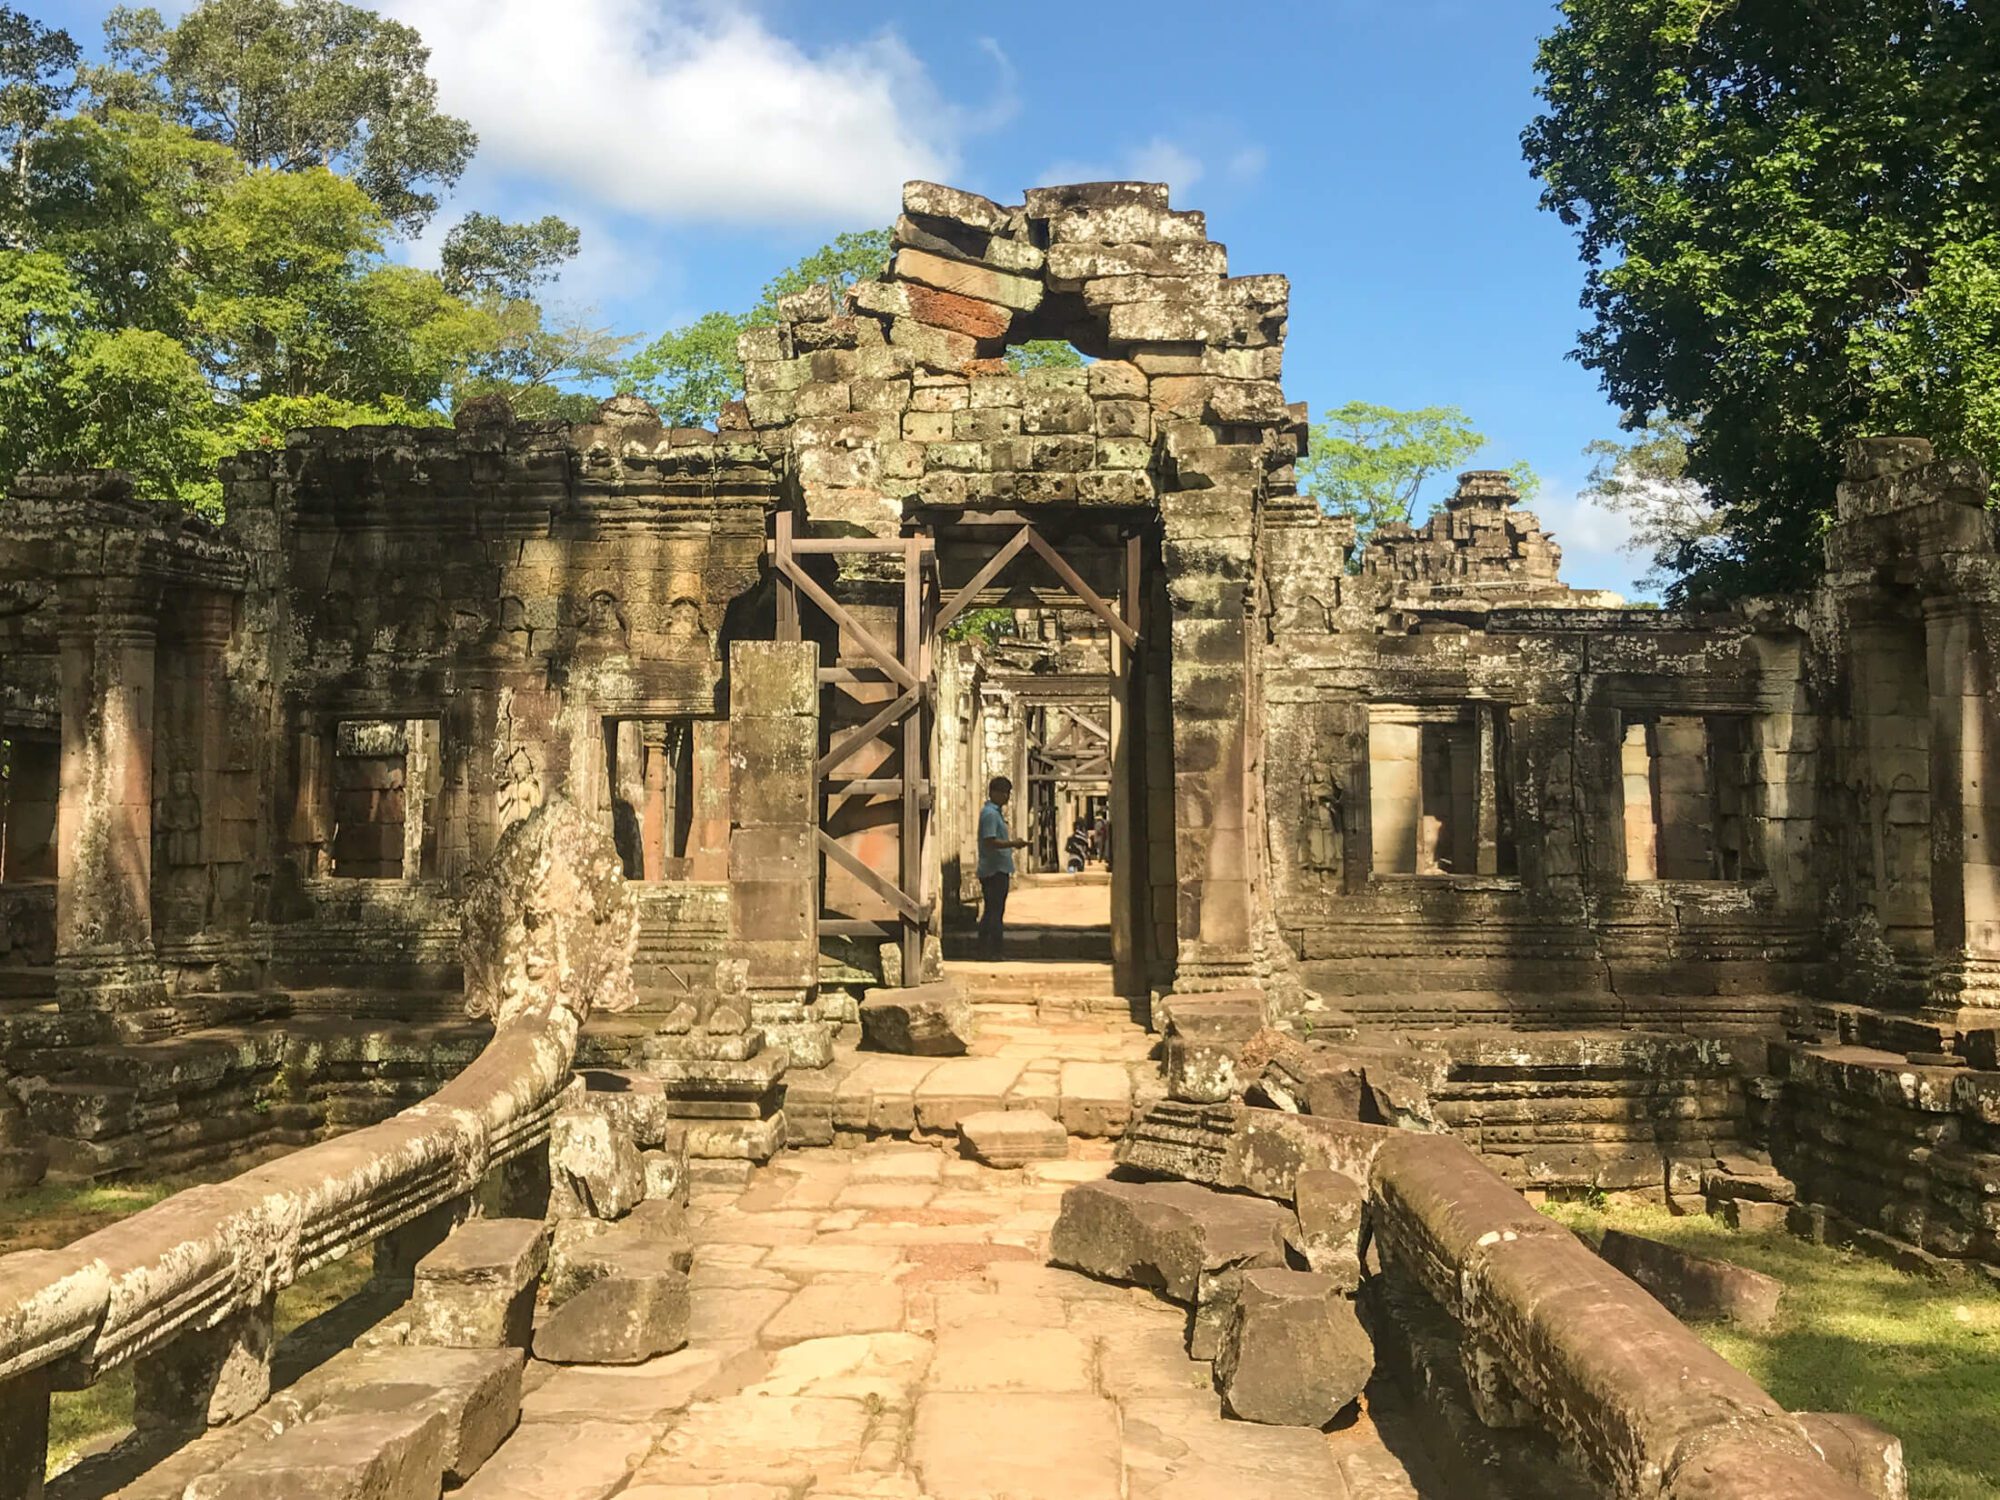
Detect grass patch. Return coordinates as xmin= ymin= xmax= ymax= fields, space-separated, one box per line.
xmin=1543 ymin=1197 xmax=2000 ymax=1500
xmin=0 ymin=1181 xmax=179 ymax=1254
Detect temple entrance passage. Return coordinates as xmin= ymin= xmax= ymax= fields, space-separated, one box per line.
xmin=774 ymin=508 xmax=1162 ymax=999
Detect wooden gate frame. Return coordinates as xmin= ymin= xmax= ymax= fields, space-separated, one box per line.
xmin=771 ymin=508 xmax=1142 ymax=982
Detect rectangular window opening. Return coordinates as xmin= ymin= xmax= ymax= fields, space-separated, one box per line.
xmin=0 ymin=730 xmax=59 ymax=883
xmin=603 ymin=718 xmax=696 ymax=881
xmin=1621 ymin=712 xmax=1753 ymax=881
xmin=329 ymin=718 xmax=439 ymax=879
xmin=1369 ymin=704 xmax=1515 ymax=877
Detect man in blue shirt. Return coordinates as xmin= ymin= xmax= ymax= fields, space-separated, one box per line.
xmin=977 ymin=776 xmax=1028 ymax=959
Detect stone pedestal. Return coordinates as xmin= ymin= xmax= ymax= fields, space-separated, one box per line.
xmin=133 ymin=1295 xmax=275 ymax=1434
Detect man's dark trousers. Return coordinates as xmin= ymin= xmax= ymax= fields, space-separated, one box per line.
xmin=978 ymin=873 xmax=1010 ymax=958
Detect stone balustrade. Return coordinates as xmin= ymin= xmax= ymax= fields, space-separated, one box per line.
xmin=0 ymin=797 xmax=635 ymax=1498
xmin=1116 ymin=1101 xmax=1878 ymax=1499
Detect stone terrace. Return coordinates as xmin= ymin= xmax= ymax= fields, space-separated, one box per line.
xmin=461 ymin=1133 xmax=1426 ymax=1500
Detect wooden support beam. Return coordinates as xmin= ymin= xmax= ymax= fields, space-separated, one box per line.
xmin=817 ymin=687 xmax=920 ymax=778
xmin=785 ymin=537 xmax=936 ymax=555
xmin=774 ymin=509 xmax=799 ymax=643
xmin=817 ymin=829 xmax=928 ymax=924
xmin=1022 ymin=528 xmax=1140 ymax=647
xmin=934 ymin=525 xmax=1032 ymax=636
xmin=819 ymin=918 xmax=896 ymax=938
xmin=778 ymin=557 xmax=917 ymax=689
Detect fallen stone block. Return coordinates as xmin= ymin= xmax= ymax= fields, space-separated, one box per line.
xmin=1213 ymin=1268 xmax=1373 ymax=1426
xmin=304 ymin=1346 xmax=522 ymax=1485
xmin=641 ymin=1144 xmax=688 ymax=1206
xmin=1048 ymin=1178 xmax=1289 ymax=1303
xmin=1720 ymin=1197 xmax=1790 ymax=1234
xmin=186 ymin=1409 xmax=447 ymax=1500
xmin=1059 ymin=1061 xmax=1132 ymax=1137
xmin=1799 ymin=1411 xmax=1908 ymax=1500
xmin=548 ymin=1216 xmax=691 ymax=1306
xmin=859 ymin=982 xmax=974 ymax=1056
xmin=533 ymin=1267 xmax=691 ymax=1365
xmin=1288 ymin=1167 xmax=1365 ymax=1289
xmin=959 ymin=1108 xmax=1066 ymax=1167
xmin=1702 ymin=1159 xmax=1797 ymax=1205
xmin=1599 ymin=1228 xmax=1783 ymax=1330
xmin=549 ymin=1107 xmax=644 ymax=1221
xmin=410 ymin=1218 xmax=548 ymax=1349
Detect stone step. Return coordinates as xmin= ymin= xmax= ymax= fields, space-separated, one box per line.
xmin=830 ymin=1053 xmax=1149 ymax=1143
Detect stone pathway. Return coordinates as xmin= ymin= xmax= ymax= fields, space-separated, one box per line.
xmin=462 ymin=1127 xmax=1427 ymax=1499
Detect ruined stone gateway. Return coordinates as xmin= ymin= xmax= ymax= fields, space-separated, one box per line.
xmin=0 ymin=179 xmax=1986 ymax=1498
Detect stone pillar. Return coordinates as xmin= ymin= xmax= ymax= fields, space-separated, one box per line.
xmin=1160 ymin=478 xmax=1259 ymax=991
xmin=1475 ymin=704 xmax=1503 ymax=876
xmin=132 ymin=1295 xmax=274 ymax=1434
xmin=687 ymin=719 xmax=730 ymax=882
xmin=55 ymin=578 xmax=166 ymax=1017
xmin=728 ymin=641 xmax=818 ymax=1008
xmin=1510 ymin=704 xmax=1585 ymax=915
xmin=641 ymin=721 xmax=671 ymax=880
xmin=0 ymin=1369 xmax=49 ymax=1500
xmin=1923 ymin=595 xmax=2000 ymax=1026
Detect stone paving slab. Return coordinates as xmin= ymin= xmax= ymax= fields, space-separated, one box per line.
xmin=459 ymin=999 xmax=1426 ymax=1500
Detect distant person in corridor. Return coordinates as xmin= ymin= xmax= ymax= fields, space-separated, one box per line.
xmin=977 ymin=776 xmax=1029 ymax=959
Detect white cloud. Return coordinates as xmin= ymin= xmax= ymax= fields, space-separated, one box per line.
xmin=380 ymin=0 xmax=971 ymax=225
xmin=1522 ymin=482 xmax=1649 ymax=598
xmin=1224 ymin=145 xmax=1268 ymax=184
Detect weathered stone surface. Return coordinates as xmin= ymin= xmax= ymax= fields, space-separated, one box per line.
xmin=533 ymin=1265 xmax=691 ymax=1365
xmin=1799 ymin=1412 xmax=1908 ymax=1500
xmin=187 ymin=1409 xmax=447 ymax=1500
xmin=958 ymin=1108 xmax=1065 ymax=1166
xmin=892 ymin=248 xmax=1044 ymax=312
xmin=303 ymin=1345 xmax=523 ymax=1485
xmin=410 ymin=1218 xmax=548 ymax=1349
xmin=550 ymin=1107 xmax=645 ymax=1220
xmin=1213 ymin=1268 xmax=1372 ymax=1425
xmin=859 ymin=982 xmax=973 ymax=1056
xmin=1287 ymin=1167 xmax=1365 ymax=1287
xmin=1048 ymin=1178 xmax=1289 ymax=1303
xmin=1599 ymin=1228 xmax=1783 ymax=1330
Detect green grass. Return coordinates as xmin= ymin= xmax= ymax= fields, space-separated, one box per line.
xmin=1543 ymin=1197 xmax=2000 ymax=1500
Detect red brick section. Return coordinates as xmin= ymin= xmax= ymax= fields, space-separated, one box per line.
xmin=904 ymin=283 xmax=1012 ymax=341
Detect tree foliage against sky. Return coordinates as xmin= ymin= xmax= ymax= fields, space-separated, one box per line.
xmin=1580 ymin=412 xmax=1722 ymax=597
xmin=1300 ymin=401 xmax=1536 ymax=556
xmin=1525 ymin=0 xmax=2000 ymax=602
xmin=0 ymin=0 xmax=602 ymax=509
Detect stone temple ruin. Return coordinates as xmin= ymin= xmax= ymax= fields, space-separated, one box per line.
xmin=0 ymin=179 xmax=1986 ymax=1497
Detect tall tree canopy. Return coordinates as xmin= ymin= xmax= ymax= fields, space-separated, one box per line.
xmin=1580 ymin=413 xmax=1722 ymax=597
xmin=94 ymin=0 xmax=475 ymax=233
xmin=0 ymin=1 xmax=589 ymax=509
xmin=1524 ymin=0 xmax=2000 ymax=601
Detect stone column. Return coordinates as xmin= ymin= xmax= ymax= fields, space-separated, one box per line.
xmin=1923 ymin=594 xmax=2000 ymax=1027
xmin=641 ymin=721 xmax=671 ymax=880
xmin=728 ymin=640 xmax=819 ymax=1012
xmin=0 ymin=1368 xmax=49 ymax=1500
xmin=55 ymin=578 xmax=166 ymax=1018
xmin=132 ymin=1295 xmax=275 ymax=1434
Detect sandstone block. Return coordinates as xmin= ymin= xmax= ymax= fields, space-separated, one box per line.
xmin=1048 ymin=1178 xmax=1289 ymax=1303
xmin=891 ymin=317 xmax=981 ymax=372
xmin=1213 ymin=1269 xmax=1373 ymax=1426
xmin=1288 ymin=1168 xmax=1365 ymax=1287
xmin=549 ymin=1107 xmax=644 ymax=1220
xmin=1058 ymin=1061 xmax=1132 ymax=1137
xmin=905 ymin=284 xmax=1013 ymax=340
xmin=187 ymin=1409 xmax=447 ymax=1500
xmin=1721 ymin=1197 xmax=1791 ymax=1234
xmin=903 ymin=180 xmax=1011 ymax=234
xmin=1799 ymin=1412 xmax=1908 ymax=1500
xmin=1599 ymin=1228 xmax=1783 ymax=1330
xmin=893 ymin=247 xmax=1044 ymax=311
xmin=410 ymin=1218 xmax=549 ymax=1349
xmin=305 ymin=1346 xmax=523 ymax=1486
xmin=959 ymin=1108 xmax=1066 ymax=1167
xmin=533 ymin=1266 xmax=691 ymax=1365
xmin=642 ymin=1145 xmax=688 ymax=1206
xmin=859 ymin=982 xmax=974 ymax=1055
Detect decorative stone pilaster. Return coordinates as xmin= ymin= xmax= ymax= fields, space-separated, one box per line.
xmin=1922 ymin=592 xmax=2000 ymax=1028
xmin=55 ymin=578 xmax=167 ymax=1020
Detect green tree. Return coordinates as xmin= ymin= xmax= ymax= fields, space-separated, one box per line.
xmin=1523 ymin=0 xmax=2000 ymax=600
xmin=0 ymin=5 xmax=77 ymax=203
xmin=94 ymin=0 xmax=476 ymax=233
xmin=455 ymin=302 xmax=633 ymax=421
xmin=439 ymin=211 xmax=579 ymax=301
xmin=1006 ymin=340 xmax=1085 ymax=374
xmin=1299 ymin=401 xmax=1488 ymax=544
xmin=1581 ymin=413 xmax=1723 ymax=596
xmin=747 ymin=227 xmax=890 ymax=323
xmin=623 ymin=309 xmax=748 ymax=428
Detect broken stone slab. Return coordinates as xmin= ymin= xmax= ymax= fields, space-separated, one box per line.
xmin=1287 ymin=1168 xmax=1365 ymax=1289
xmin=410 ymin=1218 xmax=549 ymax=1349
xmin=959 ymin=1108 xmax=1066 ymax=1167
xmin=1720 ymin=1197 xmax=1790 ymax=1234
xmin=185 ymin=1408 xmax=447 ymax=1500
xmin=1702 ymin=1161 xmax=1797 ymax=1204
xmin=1048 ymin=1178 xmax=1289 ymax=1304
xmin=859 ymin=982 xmax=974 ymax=1056
xmin=548 ymin=1208 xmax=692 ymax=1305
xmin=1799 ymin=1412 xmax=1908 ymax=1500
xmin=549 ymin=1106 xmax=644 ymax=1221
xmin=301 ymin=1345 xmax=523 ymax=1486
xmin=1598 ymin=1228 xmax=1783 ymax=1331
xmin=1213 ymin=1268 xmax=1373 ymax=1427
xmin=642 ymin=1144 xmax=688 ymax=1206
xmin=533 ymin=1264 xmax=691 ymax=1365
xmin=1058 ymin=1061 xmax=1132 ymax=1137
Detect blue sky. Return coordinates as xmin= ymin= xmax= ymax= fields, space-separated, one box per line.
xmin=37 ymin=0 xmax=1647 ymax=592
